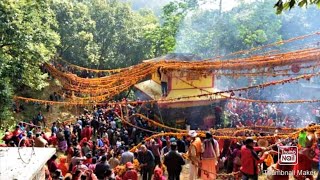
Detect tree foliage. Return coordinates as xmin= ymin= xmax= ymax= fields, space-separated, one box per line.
xmin=145 ymin=0 xmax=200 ymax=57
xmin=121 ymin=0 xmax=171 ymax=15
xmin=274 ymin=0 xmax=320 ymax=14
xmin=52 ymin=0 xmax=159 ymax=69
xmin=175 ymin=1 xmax=282 ymax=58
xmin=0 ymin=0 xmax=60 ymax=123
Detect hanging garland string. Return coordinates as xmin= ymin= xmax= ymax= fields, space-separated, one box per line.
xmin=130 ymin=113 xmax=188 ymax=132
xmin=38 ymin=47 xmax=320 ymax=102
xmin=129 ymin=113 xmax=302 ymax=136
xmin=56 ymin=32 xmax=320 ymax=72
xmin=162 ymin=72 xmax=320 ymax=102
xmin=204 ymin=31 xmax=320 ymax=60
xmin=174 ymin=74 xmax=320 ymax=104
xmin=53 ymin=71 xmax=320 ymax=102
xmin=45 ymin=48 xmax=320 ymax=91
xmin=224 ymin=96 xmax=320 ymax=104
xmin=162 ymin=48 xmax=320 ymax=71
xmin=56 ymin=58 xmax=131 ymax=73
xmin=115 ymin=113 xmax=158 ymax=134
xmin=13 ymin=71 xmax=320 ymax=106
xmin=128 ymin=125 xmax=320 ymax=152
xmin=215 ymin=61 xmax=320 ymax=77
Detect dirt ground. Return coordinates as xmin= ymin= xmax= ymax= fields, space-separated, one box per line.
xmin=179 ymin=163 xmax=199 ymax=180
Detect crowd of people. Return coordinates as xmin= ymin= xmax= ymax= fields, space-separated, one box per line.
xmin=223 ymin=100 xmax=320 ymax=128
xmin=1 ymin=102 xmax=320 ymax=180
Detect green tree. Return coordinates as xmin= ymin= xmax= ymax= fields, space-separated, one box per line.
xmin=175 ymin=1 xmax=282 ymax=58
xmin=0 ymin=0 xmax=59 ymax=125
xmin=146 ymin=0 xmax=199 ymax=57
xmin=88 ymin=0 xmax=158 ymax=68
xmin=274 ymin=0 xmax=320 ymax=14
xmin=122 ymin=0 xmax=171 ymax=15
xmin=53 ymin=0 xmax=159 ymax=69
xmin=51 ymin=1 xmax=100 ymax=67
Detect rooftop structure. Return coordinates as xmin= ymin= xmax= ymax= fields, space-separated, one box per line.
xmin=0 ymin=147 xmax=56 ymax=180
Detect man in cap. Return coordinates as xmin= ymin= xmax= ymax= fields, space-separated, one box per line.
xmin=240 ymin=137 xmax=270 ymax=180
xmin=187 ymin=130 xmax=202 ymax=180
xmin=164 ymin=141 xmax=185 ymax=180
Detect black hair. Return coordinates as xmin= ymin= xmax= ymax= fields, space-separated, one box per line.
xmin=80 ymin=174 xmax=87 ymax=180
xmin=73 ymin=150 xmax=80 ymax=157
xmin=50 ymin=154 xmax=58 ymax=160
xmin=205 ymin=132 xmax=212 ymax=139
xmin=92 ymin=157 xmax=97 ymax=164
xmin=171 ymin=143 xmax=177 ymax=151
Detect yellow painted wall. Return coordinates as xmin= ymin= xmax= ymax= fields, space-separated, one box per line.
xmin=152 ymin=71 xmax=161 ymax=84
xmin=152 ymin=70 xmax=213 ymax=90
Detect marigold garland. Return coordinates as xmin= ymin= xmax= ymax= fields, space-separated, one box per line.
xmin=128 ymin=125 xmax=320 ymax=153
xmin=205 ymin=31 xmax=320 ymax=60
xmin=42 ymin=47 xmax=320 ymax=101
xmin=56 ymin=58 xmax=130 ymax=73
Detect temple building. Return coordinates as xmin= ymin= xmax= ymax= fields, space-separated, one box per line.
xmin=134 ymin=53 xmax=228 ymax=129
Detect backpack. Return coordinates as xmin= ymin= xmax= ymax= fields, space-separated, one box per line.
xmin=202 ymin=139 xmax=217 ymax=159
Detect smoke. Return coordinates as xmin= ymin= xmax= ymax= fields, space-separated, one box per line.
xmin=129 ymin=0 xmax=320 ymax=128
xmin=175 ymin=1 xmax=320 ymax=57
xmin=121 ymin=0 xmax=172 ymax=15
xmin=174 ymin=0 xmax=320 ymax=127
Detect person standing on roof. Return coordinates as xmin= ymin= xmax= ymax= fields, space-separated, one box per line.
xmin=159 ymin=67 xmax=168 ymax=97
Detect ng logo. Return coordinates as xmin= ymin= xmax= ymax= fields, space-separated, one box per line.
xmin=278 ymin=146 xmax=298 ymax=165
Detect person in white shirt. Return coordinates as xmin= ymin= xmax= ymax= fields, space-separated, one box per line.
xmin=110 ymin=120 xmax=116 ymax=129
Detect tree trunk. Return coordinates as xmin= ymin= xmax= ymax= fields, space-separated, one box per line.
xmin=219 ymin=0 xmax=222 ymax=15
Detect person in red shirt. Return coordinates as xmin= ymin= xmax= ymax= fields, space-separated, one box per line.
xmin=48 ymin=133 xmax=58 ymax=146
xmin=122 ymin=162 xmax=138 ymax=180
xmin=41 ymin=131 xmax=50 ymax=143
xmin=12 ymin=125 xmax=22 ymax=145
xmin=57 ymin=156 xmax=68 ymax=176
xmin=153 ymin=166 xmax=166 ymax=180
xmin=266 ymin=118 xmax=274 ymax=127
xmin=245 ymin=119 xmax=254 ymax=127
xmin=102 ymin=135 xmax=110 ymax=147
xmin=2 ymin=131 xmax=13 ymax=145
xmin=47 ymin=154 xmax=59 ymax=174
xmin=240 ymin=137 xmax=270 ymax=180
xmin=255 ymin=119 xmax=263 ymax=126
xmin=81 ymin=125 xmax=93 ymax=141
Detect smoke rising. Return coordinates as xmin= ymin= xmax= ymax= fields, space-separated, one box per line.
xmin=174 ymin=0 xmax=320 ymax=127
